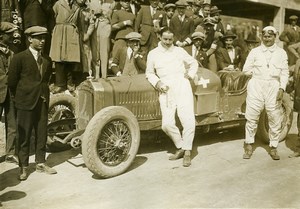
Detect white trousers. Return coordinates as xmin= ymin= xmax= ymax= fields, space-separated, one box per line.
xmin=245 ymin=78 xmax=283 ymax=147
xmin=159 ymin=78 xmax=195 ymax=150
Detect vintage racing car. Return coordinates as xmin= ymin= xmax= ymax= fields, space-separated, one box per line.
xmin=47 ymin=68 xmax=293 ymax=178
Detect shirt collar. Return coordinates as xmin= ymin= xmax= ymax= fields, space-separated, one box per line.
xmin=29 ymin=46 xmax=40 ymax=59
xmin=261 ymin=44 xmax=277 ymax=52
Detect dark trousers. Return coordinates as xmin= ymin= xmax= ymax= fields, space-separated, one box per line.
xmin=17 ymin=98 xmax=48 ymax=167
xmin=55 ymin=62 xmax=75 ymax=88
xmin=0 ymin=92 xmax=17 ymax=155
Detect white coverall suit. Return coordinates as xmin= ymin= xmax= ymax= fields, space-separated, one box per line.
xmin=146 ymin=43 xmax=198 ymax=150
xmin=243 ymin=44 xmax=289 ymax=147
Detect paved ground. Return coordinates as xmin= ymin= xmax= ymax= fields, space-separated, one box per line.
xmin=1 ymin=113 xmax=300 ymax=209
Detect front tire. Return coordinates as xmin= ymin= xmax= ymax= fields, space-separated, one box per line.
xmin=81 ymin=106 xmax=140 ymax=178
xmin=257 ymin=93 xmax=293 ymax=143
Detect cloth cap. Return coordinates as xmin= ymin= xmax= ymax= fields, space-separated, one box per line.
xmin=202 ymin=0 xmax=210 ymax=6
xmin=125 ymin=32 xmax=142 ymax=41
xmin=25 ymin=26 xmax=48 ymax=36
xmin=210 ymin=5 xmax=221 ymax=15
xmin=175 ymin=0 xmax=189 ymax=8
xmin=262 ymin=26 xmax=277 ymax=36
xmin=289 ymin=15 xmax=298 ymax=20
xmin=0 ymin=26 xmax=17 ymax=34
xmin=221 ymin=31 xmax=237 ymax=40
xmin=164 ymin=3 xmax=176 ymax=10
xmin=192 ymin=31 xmax=205 ymax=40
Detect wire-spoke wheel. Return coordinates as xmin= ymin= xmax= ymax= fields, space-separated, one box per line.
xmin=82 ymin=106 xmax=140 ymax=178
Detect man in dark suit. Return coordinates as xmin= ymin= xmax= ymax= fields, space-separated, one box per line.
xmin=169 ymin=0 xmax=194 ymax=47
xmin=111 ymin=32 xmax=146 ymax=76
xmin=8 ymin=26 xmax=57 ymax=181
xmin=215 ymin=31 xmax=242 ymax=71
xmin=0 ymin=24 xmax=18 ymax=164
xmin=135 ymin=0 xmax=165 ymax=54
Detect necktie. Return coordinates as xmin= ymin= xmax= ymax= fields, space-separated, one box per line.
xmin=37 ymin=54 xmax=43 ymax=75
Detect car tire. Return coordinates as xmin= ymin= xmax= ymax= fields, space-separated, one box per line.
xmin=81 ymin=106 xmax=140 ymax=178
xmin=257 ymin=93 xmax=293 ymax=143
xmin=47 ymin=93 xmax=77 ymax=152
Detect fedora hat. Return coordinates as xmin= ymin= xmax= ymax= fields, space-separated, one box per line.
xmin=221 ymin=31 xmax=237 ymax=40
xmin=244 ymin=34 xmax=260 ymax=43
xmin=210 ymin=5 xmax=221 ymax=15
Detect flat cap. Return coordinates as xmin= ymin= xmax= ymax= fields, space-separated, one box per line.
xmin=25 ymin=26 xmax=48 ymax=36
xmin=191 ymin=31 xmax=205 ymax=40
xmin=175 ymin=0 xmax=189 ymax=7
xmin=164 ymin=3 xmax=176 ymax=10
xmin=289 ymin=15 xmax=298 ymax=20
xmin=0 ymin=23 xmax=18 ymax=34
xmin=125 ymin=32 xmax=142 ymax=41
xmin=262 ymin=26 xmax=277 ymax=35
xmin=210 ymin=5 xmax=221 ymax=15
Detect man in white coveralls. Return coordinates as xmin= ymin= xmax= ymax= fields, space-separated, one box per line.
xmin=146 ymin=28 xmax=198 ymax=167
xmin=242 ymin=26 xmax=289 ymax=160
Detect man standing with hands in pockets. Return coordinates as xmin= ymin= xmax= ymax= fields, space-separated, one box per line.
xmin=146 ymin=28 xmax=198 ymax=167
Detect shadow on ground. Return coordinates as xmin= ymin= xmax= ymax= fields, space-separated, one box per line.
xmin=0 ymin=190 xmax=26 ymax=207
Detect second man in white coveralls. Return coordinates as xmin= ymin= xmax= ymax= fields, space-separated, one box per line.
xmin=146 ymin=28 xmax=198 ymax=167
xmin=242 ymin=26 xmax=289 ymax=160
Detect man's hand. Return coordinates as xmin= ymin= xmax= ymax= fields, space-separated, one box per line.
xmin=155 ymin=80 xmax=169 ymax=93
xmin=276 ymin=88 xmax=284 ymax=101
xmin=0 ymin=22 xmax=18 ymax=31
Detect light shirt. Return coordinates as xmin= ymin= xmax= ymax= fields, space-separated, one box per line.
xmin=146 ymin=42 xmax=198 ymax=87
xmin=192 ymin=45 xmax=198 ymax=58
xmin=29 ymin=46 xmax=40 ymax=62
xmin=150 ymin=6 xmax=156 ymax=17
xmin=243 ymin=44 xmax=289 ymax=90
xmin=227 ymin=48 xmax=235 ymax=63
xmin=127 ymin=47 xmax=133 ymax=60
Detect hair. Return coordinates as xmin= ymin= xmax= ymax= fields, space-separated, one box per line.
xmin=159 ymin=27 xmax=174 ymax=37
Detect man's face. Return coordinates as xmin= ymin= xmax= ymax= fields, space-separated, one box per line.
xmin=177 ymin=7 xmax=186 ymax=16
xmin=224 ymin=37 xmax=234 ymax=48
xmin=202 ymin=5 xmax=210 ymax=17
xmin=291 ymin=19 xmax=297 ymax=26
xmin=0 ymin=33 xmax=13 ymax=45
xmin=166 ymin=8 xmax=175 ymax=19
xmin=28 ymin=34 xmax=46 ymax=51
xmin=192 ymin=5 xmax=200 ymax=14
xmin=193 ymin=38 xmax=203 ymax=48
xmin=120 ymin=0 xmax=130 ymax=9
xmin=211 ymin=13 xmax=220 ymax=22
xmin=149 ymin=0 xmax=159 ymax=8
xmin=262 ymin=33 xmax=276 ymax=47
xmin=127 ymin=40 xmax=140 ymax=50
xmin=160 ymin=32 xmax=174 ymax=49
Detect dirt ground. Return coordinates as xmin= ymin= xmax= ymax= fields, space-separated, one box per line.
xmin=1 ymin=113 xmax=300 ymax=209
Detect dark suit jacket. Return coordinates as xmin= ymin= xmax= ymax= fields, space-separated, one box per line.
xmin=184 ymin=45 xmax=208 ymax=68
xmin=111 ymin=47 xmax=146 ymax=75
xmin=19 ymin=0 xmax=56 ymax=30
xmin=0 ymin=50 xmax=13 ymax=103
xmin=169 ymin=15 xmax=194 ymax=43
xmin=215 ymin=46 xmax=242 ymax=71
xmin=8 ymin=49 xmax=52 ymax=110
xmin=135 ymin=5 xmax=164 ymax=45
xmin=279 ymin=25 xmax=300 ymax=45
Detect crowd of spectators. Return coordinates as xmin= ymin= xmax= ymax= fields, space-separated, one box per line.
xmin=0 ymin=0 xmax=262 ymax=94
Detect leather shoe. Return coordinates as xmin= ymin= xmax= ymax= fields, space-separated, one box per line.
xmin=169 ymin=149 xmax=184 ymax=160
xmin=183 ymin=150 xmax=191 ymax=167
xmin=5 ymin=154 xmax=19 ymax=165
xmin=36 ymin=163 xmax=57 ymax=174
xmin=243 ymin=144 xmax=253 ymax=159
xmin=19 ymin=167 xmax=28 ymax=181
xmin=270 ymin=148 xmax=280 ymax=160
xmin=51 ymin=86 xmax=66 ymax=94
